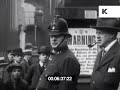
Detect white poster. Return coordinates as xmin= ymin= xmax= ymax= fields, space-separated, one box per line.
xmin=68 ymin=28 xmax=97 ymax=75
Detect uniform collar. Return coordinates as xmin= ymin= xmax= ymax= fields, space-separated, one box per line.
xmin=52 ymin=46 xmax=68 ymax=54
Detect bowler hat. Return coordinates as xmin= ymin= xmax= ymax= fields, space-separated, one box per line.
xmin=7 ymin=63 xmax=22 ymax=73
xmin=48 ymin=15 xmax=71 ymax=37
xmin=11 ymin=48 xmax=23 ymax=56
xmin=92 ymin=18 xmax=120 ymax=32
xmin=7 ymin=49 xmax=13 ymax=54
xmin=38 ymin=46 xmax=53 ymax=55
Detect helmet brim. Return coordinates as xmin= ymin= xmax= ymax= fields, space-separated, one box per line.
xmin=49 ymin=32 xmax=72 ymax=37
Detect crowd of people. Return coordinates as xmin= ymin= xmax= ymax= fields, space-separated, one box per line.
xmin=0 ymin=15 xmax=120 ymax=90
xmin=0 ymin=15 xmax=80 ymax=90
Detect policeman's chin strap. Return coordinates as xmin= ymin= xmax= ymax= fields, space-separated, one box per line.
xmin=53 ymin=35 xmax=66 ymax=52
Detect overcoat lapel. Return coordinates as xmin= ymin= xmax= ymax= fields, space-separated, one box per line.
xmin=95 ymin=42 xmax=120 ymax=71
xmin=36 ymin=64 xmax=42 ymax=76
xmin=94 ymin=50 xmax=102 ymax=72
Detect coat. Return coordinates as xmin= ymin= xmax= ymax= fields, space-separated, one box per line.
xmin=3 ymin=78 xmax=28 ymax=90
xmin=36 ymin=46 xmax=80 ymax=90
xmin=21 ymin=59 xmax=30 ymax=74
xmin=90 ymin=41 xmax=120 ymax=90
xmin=25 ymin=63 xmax=44 ymax=90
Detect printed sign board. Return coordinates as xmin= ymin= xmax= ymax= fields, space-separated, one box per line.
xmin=68 ymin=28 xmax=120 ymax=75
xmin=68 ymin=28 xmax=97 ymax=75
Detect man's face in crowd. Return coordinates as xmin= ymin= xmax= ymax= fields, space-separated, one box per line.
xmin=14 ymin=55 xmax=22 ymax=64
xmin=24 ymin=54 xmax=32 ymax=61
xmin=11 ymin=68 xmax=21 ymax=79
xmin=39 ymin=53 xmax=50 ymax=63
xmin=8 ymin=53 xmax=14 ymax=62
xmin=96 ymin=29 xmax=113 ymax=47
xmin=50 ymin=34 xmax=64 ymax=48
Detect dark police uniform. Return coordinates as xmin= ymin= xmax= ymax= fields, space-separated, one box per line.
xmin=36 ymin=46 xmax=80 ymax=90
xmin=36 ymin=15 xmax=80 ymax=90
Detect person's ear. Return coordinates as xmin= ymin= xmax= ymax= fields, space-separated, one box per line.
xmin=110 ymin=33 xmax=116 ymax=39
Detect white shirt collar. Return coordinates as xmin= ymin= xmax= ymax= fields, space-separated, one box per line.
xmin=24 ymin=57 xmax=28 ymax=63
xmin=104 ymin=39 xmax=117 ymax=52
xmin=39 ymin=61 xmax=43 ymax=67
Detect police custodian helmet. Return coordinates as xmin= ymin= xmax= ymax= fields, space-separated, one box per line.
xmin=48 ymin=15 xmax=71 ymax=37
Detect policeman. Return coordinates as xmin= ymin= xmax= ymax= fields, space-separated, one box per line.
xmin=36 ymin=15 xmax=80 ymax=90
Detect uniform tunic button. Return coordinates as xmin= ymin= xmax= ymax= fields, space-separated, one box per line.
xmin=45 ymin=69 xmax=47 ymax=71
xmin=45 ymin=74 xmax=48 ymax=77
xmin=39 ymin=78 xmax=41 ymax=80
xmin=93 ymin=81 xmax=95 ymax=84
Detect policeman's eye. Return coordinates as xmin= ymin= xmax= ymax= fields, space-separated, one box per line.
xmin=96 ymin=31 xmax=104 ymax=35
xmin=50 ymin=35 xmax=63 ymax=38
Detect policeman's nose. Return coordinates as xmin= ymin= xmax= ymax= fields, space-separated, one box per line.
xmin=15 ymin=71 xmax=19 ymax=74
xmin=51 ymin=36 xmax=57 ymax=41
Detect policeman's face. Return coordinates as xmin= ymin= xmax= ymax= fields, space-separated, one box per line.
xmin=96 ymin=29 xmax=113 ymax=47
xmin=50 ymin=34 xmax=64 ymax=48
xmin=39 ymin=53 xmax=50 ymax=63
xmin=11 ymin=68 xmax=21 ymax=79
xmin=14 ymin=55 xmax=22 ymax=64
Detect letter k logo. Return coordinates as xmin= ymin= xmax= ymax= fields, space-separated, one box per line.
xmin=102 ymin=9 xmax=107 ymax=14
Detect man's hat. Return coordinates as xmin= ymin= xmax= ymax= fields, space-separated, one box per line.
xmin=7 ymin=63 xmax=22 ymax=73
xmin=32 ymin=46 xmax=39 ymax=56
xmin=38 ymin=46 xmax=53 ymax=55
xmin=23 ymin=50 xmax=32 ymax=55
xmin=11 ymin=48 xmax=23 ymax=56
xmin=48 ymin=15 xmax=71 ymax=37
xmin=7 ymin=49 xmax=13 ymax=54
xmin=91 ymin=18 xmax=120 ymax=32
xmin=25 ymin=43 xmax=33 ymax=49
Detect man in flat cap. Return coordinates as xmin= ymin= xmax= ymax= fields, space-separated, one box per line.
xmin=36 ymin=15 xmax=80 ymax=90
xmin=25 ymin=45 xmax=52 ymax=90
xmin=3 ymin=63 xmax=28 ymax=90
xmin=90 ymin=18 xmax=120 ymax=90
xmin=30 ymin=46 xmax=39 ymax=66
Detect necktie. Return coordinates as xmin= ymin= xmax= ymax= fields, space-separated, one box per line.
xmin=41 ymin=63 xmax=45 ymax=72
xmin=102 ymin=49 xmax=106 ymax=57
xmin=99 ymin=48 xmax=106 ymax=63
